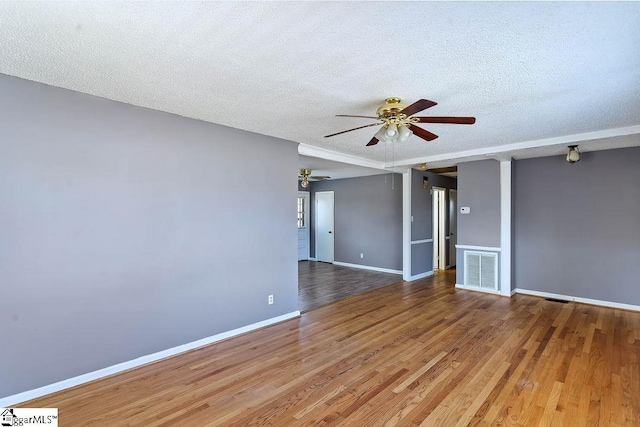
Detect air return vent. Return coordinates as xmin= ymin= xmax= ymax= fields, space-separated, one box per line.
xmin=464 ymin=251 xmax=498 ymax=291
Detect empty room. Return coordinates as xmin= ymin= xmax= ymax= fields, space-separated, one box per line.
xmin=1 ymin=2 xmax=639 ymax=426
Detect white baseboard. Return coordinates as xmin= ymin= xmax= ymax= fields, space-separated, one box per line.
xmin=455 ymin=283 xmax=508 ymax=297
xmin=0 ymin=311 xmax=301 ymax=407
xmin=333 ymin=261 xmax=402 ymax=275
xmin=515 ymin=288 xmax=640 ymax=312
xmin=409 ymin=270 xmax=434 ymax=281
xmin=308 ymin=257 xmax=317 ymax=261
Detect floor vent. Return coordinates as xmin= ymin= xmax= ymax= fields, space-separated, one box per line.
xmin=545 ymin=298 xmax=569 ymax=304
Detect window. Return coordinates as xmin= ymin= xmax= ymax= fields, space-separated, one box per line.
xmin=297 ymin=197 xmax=306 ymax=228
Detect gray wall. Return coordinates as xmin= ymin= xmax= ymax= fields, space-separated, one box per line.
xmin=514 ymin=147 xmax=640 ymax=305
xmin=0 ymin=75 xmax=299 ymax=398
xmin=457 ymin=160 xmax=501 ymax=247
xmin=456 ymin=160 xmax=501 ymax=285
xmin=309 ymin=174 xmax=402 ymax=271
xmin=411 ymin=170 xmax=457 ymax=276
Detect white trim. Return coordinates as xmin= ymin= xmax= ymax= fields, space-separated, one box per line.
xmin=297 ymin=192 xmax=310 ymax=261
xmin=510 ymin=288 xmax=517 ymax=297
xmin=432 ymin=186 xmax=446 ymax=271
xmin=0 ymin=311 xmax=301 ymax=406
xmin=298 ymin=143 xmax=385 ymax=170
xmin=515 ymin=289 xmax=640 ymax=312
xmin=402 ymin=169 xmax=412 ymax=281
xmin=334 ymin=261 xmax=402 ymax=275
xmin=500 ymin=160 xmax=512 ymax=295
xmin=409 ymin=270 xmax=434 ymax=281
xmin=456 ymin=283 xmax=504 ymax=297
xmin=411 ymin=238 xmax=433 ymax=245
xmin=394 ymin=125 xmax=640 ymax=166
xmin=455 ymin=244 xmax=501 ymax=252
xmin=308 ymin=257 xmax=318 ymax=261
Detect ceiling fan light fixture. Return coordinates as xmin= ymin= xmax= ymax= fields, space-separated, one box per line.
xmin=398 ymin=124 xmax=412 ymax=142
xmin=566 ymin=145 xmax=581 ymax=164
xmin=418 ymin=162 xmax=428 ymax=171
xmin=385 ymin=123 xmax=398 ymax=138
xmin=301 ymin=178 xmax=309 ymax=188
xmin=374 ymin=125 xmax=389 ymax=142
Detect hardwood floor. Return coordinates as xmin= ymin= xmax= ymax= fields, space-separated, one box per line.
xmin=23 ymin=271 xmax=640 ymax=426
xmin=298 ymin=260 xmax=401 ymax=312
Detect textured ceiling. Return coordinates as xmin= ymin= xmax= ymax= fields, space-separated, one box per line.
xmin=1 ymin=2 xmax=639 ymax=168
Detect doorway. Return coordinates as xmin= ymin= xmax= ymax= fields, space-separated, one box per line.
xmin=297 ymin=192 xmax=310 ymax=261
xmin=448 ymin=189 xmax=457 ymax=268
xmin=315 ymin=191 xmax=334 ymax=263
xmin=432 ymin=187 xmax=446 ymax=271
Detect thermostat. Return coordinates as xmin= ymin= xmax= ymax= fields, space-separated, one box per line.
xmin=460 ymin=207 xmax=470 ymax=214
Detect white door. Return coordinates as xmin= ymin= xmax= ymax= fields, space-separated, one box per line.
xmin=449 ymin=189 xmax=457 ymax=267
xmin=315 ymin=191 xmax=334 ymax=263
xmin=297 ymin=192 xmax=310 ymax=261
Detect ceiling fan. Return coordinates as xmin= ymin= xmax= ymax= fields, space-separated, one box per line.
xmin=298 ymin=169 xmax=330 ymax=188
xmin=325 ymin=97 xmax=476 ymax=146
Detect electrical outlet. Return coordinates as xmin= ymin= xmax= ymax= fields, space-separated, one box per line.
xmin=360 ymin=253 xmax=364 ymax=259
xmin=268 ymin=295 xmax=274 ymax=305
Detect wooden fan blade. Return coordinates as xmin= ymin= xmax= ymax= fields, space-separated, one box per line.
xmin=401 ymin=99 xmax=437 ymax=117
xmin=408 ymin=124 xmax=439 ymax=142
xmin=413 ymin=116 xmax=476 ymax=125
xmin=310 ymin=176 xmax=331 ymax=180
xmin=336 ymin=115 xmax=380 ymax=119
xmin=366 ymin=137 xmax=379 ymax=146
xmin=324 ymin=122 xmax=381 ymax=138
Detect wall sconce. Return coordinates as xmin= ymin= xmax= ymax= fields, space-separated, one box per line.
xmin=566 ymin=145 xmax=581 ymax=164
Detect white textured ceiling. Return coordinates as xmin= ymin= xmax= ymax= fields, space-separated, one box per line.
xmin=1 ymin=2 xmax=639 ymax=168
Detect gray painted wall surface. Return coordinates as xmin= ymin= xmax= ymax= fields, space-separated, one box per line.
xmin=309 ymin=174 xmax=402 ymax=270
xmin=514 ymin=147 xmax=640 ymax=305
xmin=457 ymin=160 xmax=501 ymax=248
xmin=411 ymin=170 xmax=457 ymax=275
xmin=456 ymin=160 xmax=501 ymax=285
xmin=0 ymin=75 xmax=299 ymax=398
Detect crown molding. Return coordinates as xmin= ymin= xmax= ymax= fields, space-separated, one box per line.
xmin=395 ymin=124 xmax=640 ymax=166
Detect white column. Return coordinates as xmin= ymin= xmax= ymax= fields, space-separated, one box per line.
xmin=500 ymin=160 xmax=512 ymax=296
xmin=402 ymin=169 xmax=412 ymax=281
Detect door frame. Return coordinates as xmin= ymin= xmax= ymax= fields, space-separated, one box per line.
xmin=432 ymin=186 xmax=447 ymax=271
xmin=315 ymin=191 xmax=335 ymax=263
xmin=448 ymin=189 xmax=457 ymax=268
xmin=297 ymin=192 xmax=310 ymax=261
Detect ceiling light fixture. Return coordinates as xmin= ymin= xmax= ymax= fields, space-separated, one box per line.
xmin=299 ymin=168 xmax=311 ymax=188
xmin=418 ymin=163 xmax=428 ymax=171
xmin=566 ymin=145 xmax=581 ymax=164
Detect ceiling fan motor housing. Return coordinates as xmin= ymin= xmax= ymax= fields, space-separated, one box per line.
xmin=376 ymin=97 xmax=408 ymax=119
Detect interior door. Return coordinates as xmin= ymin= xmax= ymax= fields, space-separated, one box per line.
xmin=449 ymin=189 xmax=457 ymax=267
xmin=315 ymin=191 xmax=334 ymax=263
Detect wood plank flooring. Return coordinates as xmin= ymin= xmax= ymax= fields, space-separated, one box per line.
xmin=298 ymin=260 xmax=401 ymax=312
xmin=23 ymin=270 xmax=640 ymax=426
